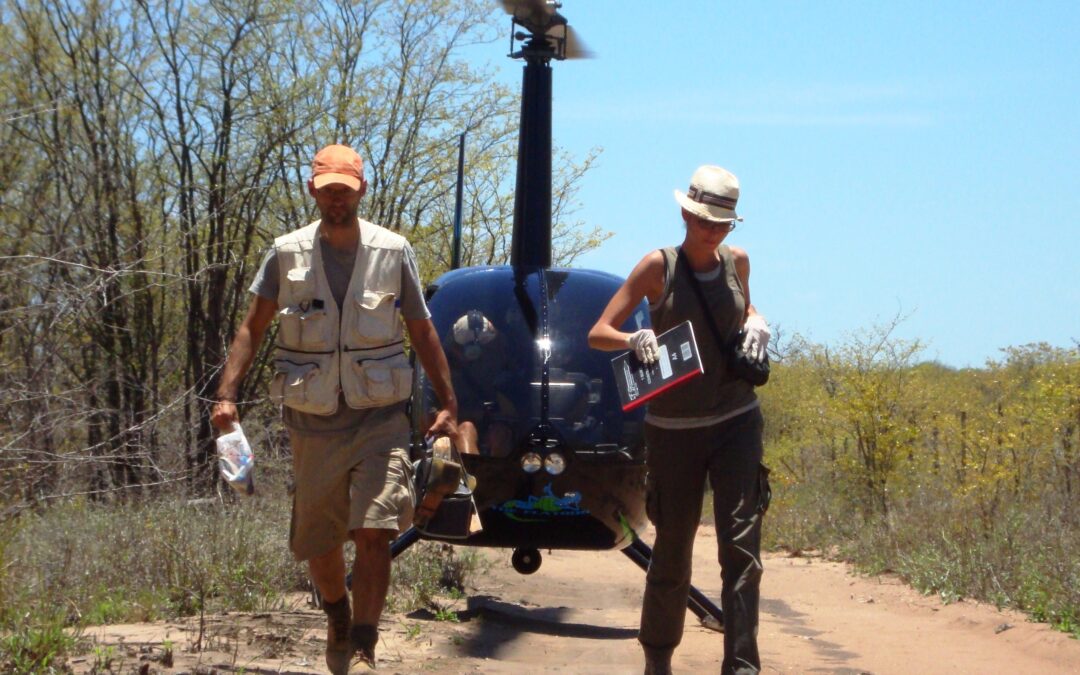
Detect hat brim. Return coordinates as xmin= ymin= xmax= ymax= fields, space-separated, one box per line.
xmin=674 ymin=189 xmax=742 ymax=223
xmin=313 ymin=173 xmax=361 ymax=191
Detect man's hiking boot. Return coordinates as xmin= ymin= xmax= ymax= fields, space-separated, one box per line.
xmin=413 ymin=436 xmax=463 ymax=528
xmin=350 ymin=624 xmax=379 ymax=670
xmin=323 ymin=595 xmax=353 ymax=675
xmin=643 ymin=645 xmax=673 ymax=675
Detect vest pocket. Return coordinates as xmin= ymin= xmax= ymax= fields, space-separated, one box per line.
xmin=285 ymin=265 xmax=314 ymax=291
xmin=351 ymin=290 xmax=398 ymax=344
xmin=270 ymin=356 xmax=329 ymax=409
xmin=278 ymin=304 xmax=332 ymax=350
xmin=345 ymin=352 xmax=413 ymax=407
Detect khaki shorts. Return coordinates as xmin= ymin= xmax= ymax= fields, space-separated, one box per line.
xmin=287 ymin=407 xmax=416 ymax=561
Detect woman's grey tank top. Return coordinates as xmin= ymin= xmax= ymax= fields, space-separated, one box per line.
xmin=646 ymin=245 xmax=756 ymax=419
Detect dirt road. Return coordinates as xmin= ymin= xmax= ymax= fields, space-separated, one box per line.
xmin=77 ymin=525 xmax=1080 ymax=674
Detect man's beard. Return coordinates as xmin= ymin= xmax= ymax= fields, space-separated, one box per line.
xmin=320 ymin=207 xmax=358 ymax=228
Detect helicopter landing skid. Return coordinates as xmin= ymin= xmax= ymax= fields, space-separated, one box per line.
xmin=391 ymin=526 xmax=422 ymax=558
xmin=389 ymin=528 xmax=724 ymax=632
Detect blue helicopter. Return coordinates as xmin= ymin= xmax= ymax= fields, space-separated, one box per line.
xmin=393 ymin=0 xmax=724 ymax=631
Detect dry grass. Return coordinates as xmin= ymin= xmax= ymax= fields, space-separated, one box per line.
xmin=0 ymin=487 xmax=486 ymax=673
xmin=764 ymin=477 xmax=1080 ymax=637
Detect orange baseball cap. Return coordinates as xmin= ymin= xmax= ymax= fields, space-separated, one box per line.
xmin=311 ymin=144 xmax=363 ymax=190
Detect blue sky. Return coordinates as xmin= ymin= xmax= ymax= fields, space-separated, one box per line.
xmin=474 ymin=1 xmax=1079 ymax=368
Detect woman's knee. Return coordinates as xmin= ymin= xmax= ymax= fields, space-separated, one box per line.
xmin=717 ymin=539 xmax=763 ymax=586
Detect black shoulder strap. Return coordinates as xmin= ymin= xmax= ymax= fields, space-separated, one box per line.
xmin=677 ymin=247 xmax=731 ymax=352
xmin=655 ymin=247 xmax=672 ymax=309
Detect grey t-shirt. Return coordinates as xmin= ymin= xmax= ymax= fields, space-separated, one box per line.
xmin=249 ymin=235 xmax=430 ymax=433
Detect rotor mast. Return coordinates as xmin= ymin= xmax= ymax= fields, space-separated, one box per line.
xmin=504 ymin=0 xmax=583 ymax=269
xmin=510 ymin=35 xmax=555 ymax=269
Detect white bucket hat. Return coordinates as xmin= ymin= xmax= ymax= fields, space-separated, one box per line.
xmin=674 ymin=165 xmax=743 ymax=223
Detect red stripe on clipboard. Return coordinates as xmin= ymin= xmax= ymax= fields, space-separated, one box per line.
xmin=620 ymin=369 xmax=703 ymax=412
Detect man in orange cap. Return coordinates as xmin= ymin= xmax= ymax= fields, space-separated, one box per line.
xmin=212 ymin=144 xmax=458 ymax=673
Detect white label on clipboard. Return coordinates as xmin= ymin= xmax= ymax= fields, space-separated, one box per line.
xmin=680 ymin=341 xmax=693 ymax=360
xmin=658 ymin=345 xmax=673 ymax=379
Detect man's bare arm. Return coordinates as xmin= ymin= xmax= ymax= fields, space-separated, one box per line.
xmin=211 ymin=295 xmax=278 ymax=431
xmin=405 ymin=317 xmax=458 ymax=438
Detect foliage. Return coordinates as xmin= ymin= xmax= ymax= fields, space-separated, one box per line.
xmin=0 ymin=469 xmax=488 ymax=667
xmin=761 ymin=325 xmax=1080 ymax=635
xmin=0 ymin=487 xmax=303 ymax=635
xmin=0 ymin=612 xmax=80 ymax=675
xmin=389 ymin=541 xmax=488 ymax=613
xmin=0 ymin=0 xmax=605 ymax=506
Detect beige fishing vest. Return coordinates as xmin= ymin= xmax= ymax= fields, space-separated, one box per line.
xmin=269 ymin=220 xmax=412 ymax=415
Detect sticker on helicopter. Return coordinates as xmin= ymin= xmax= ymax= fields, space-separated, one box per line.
xmin=493 ymin=484 xmax=588 ymax=522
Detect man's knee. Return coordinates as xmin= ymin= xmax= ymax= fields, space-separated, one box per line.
xmin=308 ymin=543 xmax=345 ymax=570
xmin=350 ymin=527 xmax=396 ymax=549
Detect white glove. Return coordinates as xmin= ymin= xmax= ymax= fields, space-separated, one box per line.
xmin=741 ymin=315 xmax=771 ymax=362
xmin=626 ymin=329 xmax=659 ymax=364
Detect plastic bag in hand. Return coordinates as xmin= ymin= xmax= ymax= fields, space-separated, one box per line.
xmin=216 ymin=424 xmax=255 ymax=496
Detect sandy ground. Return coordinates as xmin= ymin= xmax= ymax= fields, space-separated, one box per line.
xmin=73 ymin=525 xmax=1080 ymax=674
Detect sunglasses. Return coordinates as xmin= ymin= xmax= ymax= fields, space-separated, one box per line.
xmin=694 ymin=218 xmax=736 ymax=233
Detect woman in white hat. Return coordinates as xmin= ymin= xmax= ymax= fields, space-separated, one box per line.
xmin=589 ymin=165 xmax=771 ymax=675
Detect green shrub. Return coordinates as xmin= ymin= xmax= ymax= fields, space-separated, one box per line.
xmin=0 ymin=612 xmax=81 ymax=674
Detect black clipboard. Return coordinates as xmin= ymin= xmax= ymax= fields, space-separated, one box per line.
xmin=612 ymin=320 xmax=704 ymax=412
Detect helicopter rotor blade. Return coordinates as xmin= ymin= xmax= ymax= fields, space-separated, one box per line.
xmin=499 ymin=0 xmax=554 ymax=27
xmin=500 ymin=1 xmax=595 ymax=59
xmin=548 ymin=23 xmax=592 ymax=59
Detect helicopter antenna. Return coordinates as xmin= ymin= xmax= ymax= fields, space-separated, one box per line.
xmin=500 ymin=0 xmax=591 ymax=269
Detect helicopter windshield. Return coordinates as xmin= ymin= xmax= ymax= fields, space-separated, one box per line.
xmin=417 ymin=267 xmax=647 ymax=461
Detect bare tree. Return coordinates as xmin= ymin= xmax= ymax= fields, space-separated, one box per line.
xmin=0 ymin=0 xmax=607 ymax=505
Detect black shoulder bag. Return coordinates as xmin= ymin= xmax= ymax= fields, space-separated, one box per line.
xmin=677 ymin=247 xmax=769 ymax=387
